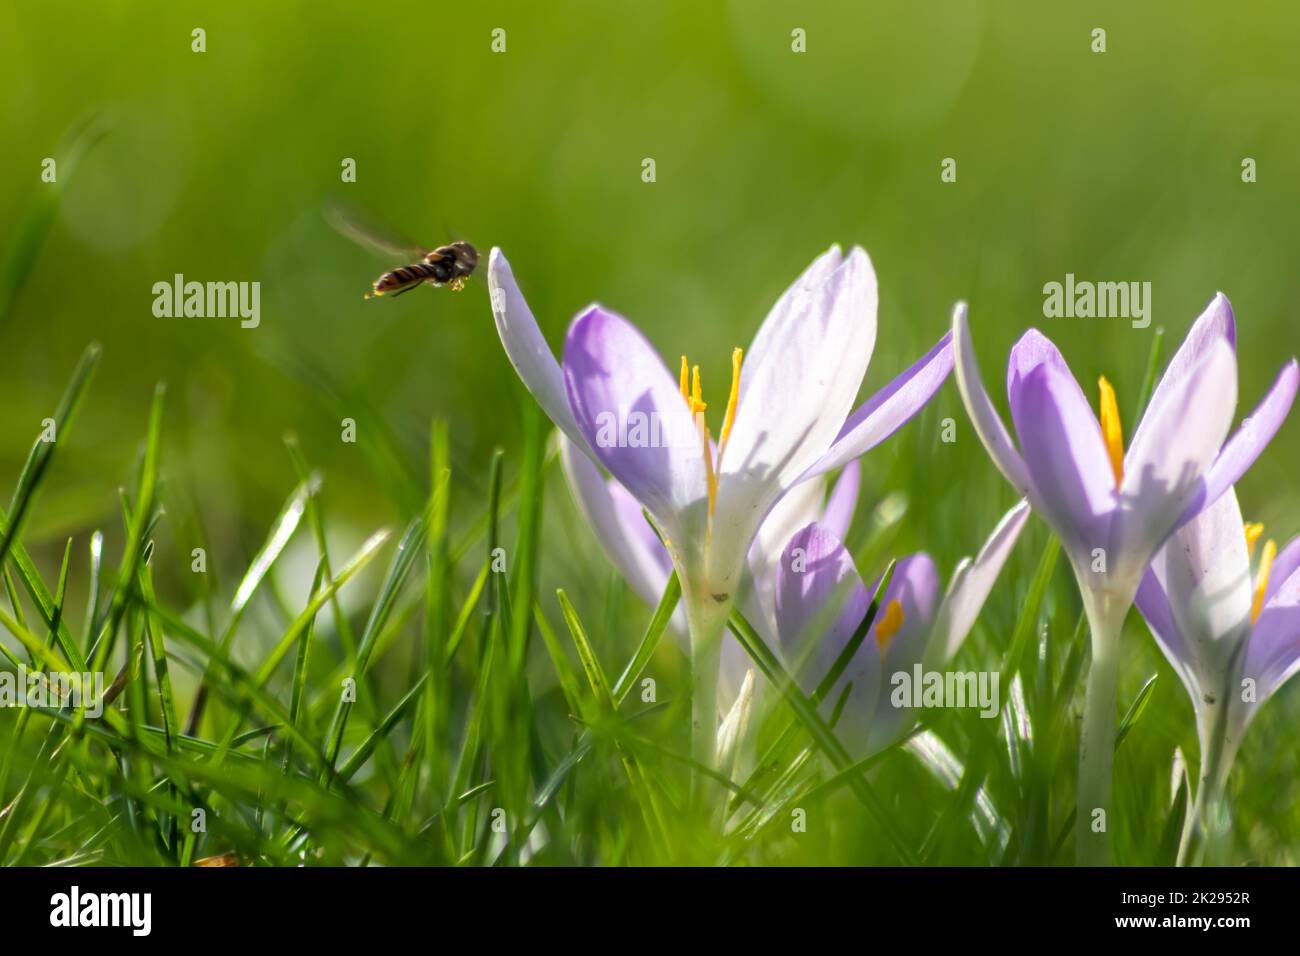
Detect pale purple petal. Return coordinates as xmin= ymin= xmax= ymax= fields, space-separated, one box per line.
xmin=866 ymin=553 xmax=940 ymax=748
xmin=559 ymin=435 xmax=673 ymax=614
xmin=1134 ymin=568 xmax=1200 ymax=702
xmin=1265 ymin=535 xmax=1300 ymax=607
xmin=951 ymin=304 xmax=1032 ymax=496
xmin=820 ymin=460 xmax=861 ymax=541
xmin=774 ymin=523 xmax=879 ymax=754
xmin=774 ymin=524 xmax=870 ymax=674
xmin=745 ymin=475 xmax=829 ymax=642
xmin=1244 ymin=563 xmax=1300 ymax=703
xmin=488 ymin=249 xmax=591 ymax=454
xmin=928 ymin=499 xmax=1031 ymax=666
xmin=1112 ymin=340 xmax=1237 ymax=580
xmin=1180 ymin=359 xmax=1298 ymax=528
xmin=1134 ymin=569 xmax=1190 ymax=669
xmin=1006 ymin=330 xmax=1116 ymax=561
xmin=563 ymin=306 xmax=708 ymax=543
xmin=744 ymin=462 xmax=860 ymax=645
xmin=870 ymin=552 xmax=940 ymax=675
xmin=809 ymin=331 xmax=954 ymax=477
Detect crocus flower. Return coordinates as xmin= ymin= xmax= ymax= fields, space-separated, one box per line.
xmin=1135 ymin=487 xmax=1300 ymax=861
xmin=489 ymin=245 xmax=953 ymax=767
xmin=772 ymin=500 xmax=1030 ymax=757
xmin=951 ymin=293 xmax=1298 ymax=863
xmin=559 ymin=435 xmax=861 ymax=705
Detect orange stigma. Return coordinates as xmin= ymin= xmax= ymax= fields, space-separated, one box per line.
xmin=875 ymin=599 xmax=905 ymax=654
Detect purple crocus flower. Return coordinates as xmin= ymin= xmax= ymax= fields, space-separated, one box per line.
xmin=773 ymin=500 xmax=1030 ymax=757
xmin=951 ymin=293 xmax=1298 ymax=864
xmin=560 ymin=436 xmax=861 ymax=706
xmin=1135 ymin=487 xmax=1300 ymax=860
xmin=489 ymin=245 xmax=952 ymax=766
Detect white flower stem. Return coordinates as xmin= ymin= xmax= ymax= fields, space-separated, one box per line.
xmin=1076 ymin=587 xmax=1126 ymax=866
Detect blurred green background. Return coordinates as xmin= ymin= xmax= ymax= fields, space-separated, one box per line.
xmin=3 ymin=1 xmax=1300 ymax=861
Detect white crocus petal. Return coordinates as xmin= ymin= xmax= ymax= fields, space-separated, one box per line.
xmin=1110 ymin=339 xmax=1237 ymax=582
xmin=927 ymin=499 xmax=1031 ymax=667
xmin=1147 ymin=487 xmax=1253 ymax=682
xmin=488 ymin=248 xmax=591 ymax=455
xmin=1141 ymin=293 xmax=1234 ymax=419
xmin=710 ymin=247 xmax=878 ymax=591
xmin=739 ymin=245 xmax=844 ymax=409
xmin=951 ymin=304 xmax=1033 ymax=497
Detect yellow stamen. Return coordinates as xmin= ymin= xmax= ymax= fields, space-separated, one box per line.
xmin=1252 ymin=538 xmax=1276 ymax=624
xmin=718 ymin=348 xmax=744 ymax=458
xmin=678 ymin=360 xmax=717 ymax=523
xmin=1098 ymin=376 xmax=1125 ymax=487
xmin=690 ymin=365 xmax=707 ymax=415
xmin=875 ymin=599 xmax=904 ymax=654
xmin=701 ymin=414 xmax=717 ymax=523
xmin=1244 ymin=521 xmax=1265 ymax=558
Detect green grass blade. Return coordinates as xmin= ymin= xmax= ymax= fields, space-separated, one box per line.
xmin=92 ymin=382 xmax=165 ymax=674
xmin=0 ymin=115 xmax=106 ymax=328
xmin=322 ymin=515 xmax=427 ymax=775
xmin=727 ymin=604 xmax=917 ymax=863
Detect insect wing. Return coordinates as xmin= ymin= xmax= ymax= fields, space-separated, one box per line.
xmin=325 ymin=201 xmax=427 ymax=259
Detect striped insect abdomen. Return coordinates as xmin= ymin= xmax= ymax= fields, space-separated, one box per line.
xmin=369 ymin=261 xmax=441 ymax=297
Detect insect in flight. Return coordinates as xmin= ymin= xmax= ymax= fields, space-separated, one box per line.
xmin=326 ymin=204 xmax=479 ymax=299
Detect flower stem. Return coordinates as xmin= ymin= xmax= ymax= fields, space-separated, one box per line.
xmin=1178 ymin=684 xmax=1238 ymax=866
xmin=683 ymin=589 xmax=725 ymax=803
xmin=1076 ymin=588 xmax=1126 ymax=866
xmin=691 ymin=629 xmax=721 ymax=776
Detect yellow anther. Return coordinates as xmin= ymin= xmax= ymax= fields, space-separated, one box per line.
xmin=875 ymin=599 xmax=905 ymax=654
xmin=1252 ymin=538 xmax=1276 ymax=624
xmin=690 ymin=365 xmax=707 ymax=415
xmin=719 ymin=348 xmax=744 ymax=459
xmin=679 ymin=355 xmax=689 ymax=401
xmin=1244 ymin=522 xmax=1265 ymax=558
xmin=1097 ymin=376 xmax=1125 ymax=487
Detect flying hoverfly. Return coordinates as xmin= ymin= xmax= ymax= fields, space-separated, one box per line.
xmin=326 ymin=204 xmax=479 ymax=299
